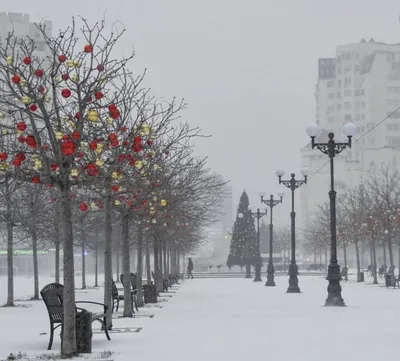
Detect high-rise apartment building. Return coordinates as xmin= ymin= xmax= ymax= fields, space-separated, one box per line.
xmin=300 ymin=38 xmax=400 ymax=226
xmin=0 ymin=12 xmax=52 ymax=58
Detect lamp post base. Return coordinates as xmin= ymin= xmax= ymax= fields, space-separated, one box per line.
xmin=254 ymin=264 xmax=262 ymax=282
xmin=287 ymin=262 xmax=300 ymax=293
xmin=325 ymin=262 xmax=345 ymax=307
xmin=265 ymin=262 xmax=275 ymax=286
xmin=245 ymin=264 xmax=252 ymax=279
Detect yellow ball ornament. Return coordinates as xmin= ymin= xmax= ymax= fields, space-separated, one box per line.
xmin=135 ymin=161 xmax=143 ymax=169
xmin=95 ymin=159 xmax=104 ymax=167
xmin=160 ymin=199 xmax=167 ymax=207
xmin=6 ymin=56 xmax=13 ymax=64
xmin=66 ymin=60 xmax=74 ymax=67
xmin=70 ymin=169 xmax=79 ymax=176
xmin=56 ymin=132 xmax=63 ymax=140
xmin=114 ymin=200 xmax=121 ymax=206
xmin=87 ymin=110 xmax=99 ymax=122
xmin=21 ymin=96 xmax=30 ymax=104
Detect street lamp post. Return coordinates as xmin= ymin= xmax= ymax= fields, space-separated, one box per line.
xmin=306 ymin=122 xmax=356 ymax=306
xmin=259 ymin=193 xmax=285 ymax=286
xmin=275 ymin=170 xmax=308 ymax=293
xmin=249 ymin=206 xmax=268 ymax=282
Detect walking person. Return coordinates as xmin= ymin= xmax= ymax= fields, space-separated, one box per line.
xmin=187 ymin=257 xmax=194 ymax=279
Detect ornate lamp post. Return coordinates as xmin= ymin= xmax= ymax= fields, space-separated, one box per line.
xmin=275 ymin=170 xmax=308 ymax=293
xmin=306 ymin=122 xmax=356 ymax=306
xmin=249 ymin=206 xmax=268 ymax=282
xmin=258 ymin=192 xmax=285 ymax=286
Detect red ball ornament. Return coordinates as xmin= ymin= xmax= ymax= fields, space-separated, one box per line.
xmin=112 ymin=185 xmax=119 ymax=192
xmin=58 ymin=54 xmax=67 ymax=63
xmin=35 ymin=69 xmax=43 ymax=77
xmin=121 ymin=126 xmax=127 ymax=132
xmin=61 ymin=140 xmax=76 ymax=156
xmin=89 ymin=140 xmax=98 ymax=150
xmin=12 ymin=75 xmax=21 ymax=84
xmin=50 ymin=163 xmax=58 ymax=171
xmin=0 ymin=152 xmax=7 ymax=161
xmin=12 ymin=159 xmax=21 ymax=167
xmin=29 ymin=104 xmax=38 ymax=112
xmin=147 ymin=139 xmax=153 ymax=147
xmin=61 ymin=89 xmax=71 ymax=98
xmin=32 ymin=176 xmax=40 ymax=184
xmin=97 ymin=64 xmax=104 ymax=71
xmin=62 ymin=73 xmax=69 ymax=81
xmin=16 ymin=153 xmax=26 ymax=161
xmin=17 ymin=122 xmax=27 ymax=132
xmin=84 ymin=44 xmax=93 ymax=53
xmin=75 ymin=112 xmax=81 ymax=119
xmin=39 ymin=86 xmax=46 ymax=93
xmin=95 ymin=91 xmax=103 ymax=100
xmin=17 ymin=135 xmax=25 ymax=144
xmin=87 ymin=163 xmax=99 ymax=176
xmin=25 ymin=135 xmax=37 ymax=148
xmin=72 ymin=131 xmax=80 ymax=140
xmin=23 ymin=57 xmax=31 ymax=65
xmin=51 ymin=197 xmax=57 ymax=203
xmin=79 ymin=203 xmax=88 ymax=212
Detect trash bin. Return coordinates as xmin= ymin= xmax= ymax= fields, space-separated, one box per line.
xmin=143 ymin=284 xmax=158 ymax=303
xmin=358 ymin=271 xmax=364 ymax=282
xmin=61 ymin=309 xmax=92 ymax=353
xmin=76 ymin=309 xmax=92 ymax=353
xmin=385 ymin=274 xmax=392 ymax=288
xmin=162 ymin=278 xmax=169 ymax=292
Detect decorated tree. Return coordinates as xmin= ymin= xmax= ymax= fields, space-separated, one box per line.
xmin=0 ymin=18 xmax=154 ymax=356
xmin=226 ymin=191 xmax=258 ymax=277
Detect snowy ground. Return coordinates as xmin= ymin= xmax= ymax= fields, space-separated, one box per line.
xmin=0 ymin=273 xmax=399 ymax=361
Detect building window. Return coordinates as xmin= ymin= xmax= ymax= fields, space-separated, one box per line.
xmin=337 ymin=92 xmax=341 ymax=99
xmin=328 ymin=93 xmax=335 ymax=99
xmin=337 ymin=80 xmax=342 ymax=87
xmin=344 ymin=78 xmax=352 ymax=85
xmin=355 ymin=101 xmax=365 ymax=109
xmin=355 ymin=89 xmax=365 ymax=96
xmin=344 ymin=102 xmax=351 ymax=110
xmin=344 ymin=90 xmax=351 ymax=96
xmin=367 ymin=123 xmax=375 ymax=131
xmin=337 ymin=67 xmax=342 ymax=75
xmin=387 ymin=86 xmax=400 ymax=93
xmin=355 ymin=114 xmax=361 ymax=121
xmin=354 ymin=65 xmax=360 ymax=73
xmin=337 ymin=104 xmax=342 ymax=111
xmin=361 ymin=114 xmax=366 ymax=120
xmin=327 ymin=106 xmax=335 ymax=113
xmin=368 ymin=138 xmax=375 ymax=145
xmin=327 ymin=81 xmax=334 ymax=88
xmin=387 ymin=111 xmax=400 ymax=119
xmin=387 ymin=137 xmax=400 ymax=146
xmin=345 ymin=114 xmax=352 ymax=121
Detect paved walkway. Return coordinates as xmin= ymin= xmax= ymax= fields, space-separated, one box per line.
xmin=120 ymin=276 xmax=399 ymax=361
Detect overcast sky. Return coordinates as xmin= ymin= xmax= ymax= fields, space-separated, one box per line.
xmin=3 ymin=0 xmax=400 ymax=225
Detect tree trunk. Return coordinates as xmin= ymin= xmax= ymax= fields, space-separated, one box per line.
xmin=121 ymin=214 xmax=132 ymax=317
xmin=145 ymin=239 xmax=151 ymax=285
xmin=157 ymin=238 xmax=163 ymax=291
xmin=371 ymin=236 xmax=378 ymax=284
xmin=60 ymin=183 xmax=77 ymax=356
xmin=116 ymin=246 xmax=120 ymax=282
xmin=103 ymin=182 xmax=113 ymax=330
xmin=388 ymin=234 xmax=394 ymax=268
xmin=153 ymin=237 xmax=160 ymax=293
xmin=177 ymin=250 xmax=180 ymax=274
xmin=55 ymin=200 xmax=61 ymax=284
xmin=136 ymin=228 xmax=144 ymax=307
xmin=6 ymin=213 xmax=14 ymax=307
xmin=343 ymin=244 xmax=347 ymax=268
xmin=170 ymin=245 xmax=177 ymax=275
xmin=355 ymin=240 xmax=361 ymax=282
xmin=383 ymin=240 xmax=387 ymax=266
xmin=81 ymin=217 xmax=86 ymax=290
xmin=163 ymin=238 xmax=168 ymax=278
xmin=94 ymin=227 xmax=99 ymax=288
xmin=32 ymin=230 xmax=39 ymax=300
xmin=313 ymin=251 xmax=317 ymax=264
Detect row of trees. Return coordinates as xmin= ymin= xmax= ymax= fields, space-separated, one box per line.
xmin=0 ymin=18 xmax=226 ymax=357
xmin=303 ymin=163 xmax=400 ymax=283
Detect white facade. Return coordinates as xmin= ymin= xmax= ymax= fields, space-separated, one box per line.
xmin=0 ymin=12 xmax=52 ymax=58
xmin=300 ymin=38 xmax=400 ymax=227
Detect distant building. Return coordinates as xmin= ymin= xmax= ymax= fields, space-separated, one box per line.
xmin=0 ymin=12 xmax=52 ymax=58
xmin=300 ymin=38 xmax=400 ymax=226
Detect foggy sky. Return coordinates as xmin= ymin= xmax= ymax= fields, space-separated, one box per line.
xmin=3 ymin=0 xmax=400 ymax=226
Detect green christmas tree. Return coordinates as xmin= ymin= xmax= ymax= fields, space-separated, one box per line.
xmin=226 ymin=191 xmax=260 ymax=275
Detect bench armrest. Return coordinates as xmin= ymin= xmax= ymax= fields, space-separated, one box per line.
xmin=75 ymin=301 xmax=108 ymax=314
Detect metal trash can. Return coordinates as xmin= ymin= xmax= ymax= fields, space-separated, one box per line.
xmin=76 ymin=309 xmax=92 ymax=353
xmin=385 ymin=274 xmax=392 ymax=288
xmin=162 ymin=278 xmax=169 ymax=292
xmin=143 ymin=284 xmax=158 ymax=303
xmin=358 ymin=271 xmax=364 ymax=282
